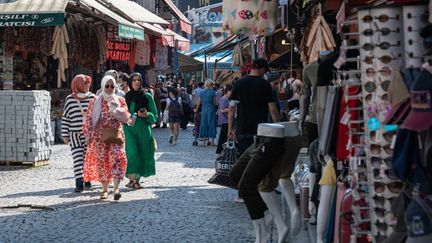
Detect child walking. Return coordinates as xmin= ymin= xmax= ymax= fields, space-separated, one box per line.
xmin=167 ymin=88 xmax=183 ymax=144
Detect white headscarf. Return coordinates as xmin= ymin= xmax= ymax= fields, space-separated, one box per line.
xmin=91 ymin=75 xmax=118 ymax=130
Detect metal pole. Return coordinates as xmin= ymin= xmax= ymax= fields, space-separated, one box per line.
xmin=204 ymin=52 xmax=208 ymax=78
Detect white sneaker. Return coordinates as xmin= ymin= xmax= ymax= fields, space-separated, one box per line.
xmin=234 ymin=196 xmax=245 ymax=203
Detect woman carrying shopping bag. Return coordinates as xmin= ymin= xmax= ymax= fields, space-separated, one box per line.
xmin=83 ymin=75 xmax=130 ymax=200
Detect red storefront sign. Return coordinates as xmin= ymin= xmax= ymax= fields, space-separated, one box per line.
xmin=106 ymin=40 xmax=131 ymax=61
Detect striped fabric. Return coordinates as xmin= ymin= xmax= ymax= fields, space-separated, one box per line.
xmin=61 ymin=94 xmax=96 ymax=138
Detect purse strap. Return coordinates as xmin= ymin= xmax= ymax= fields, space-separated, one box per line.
xmin=77 ymin=100 xmax=86 ymax=120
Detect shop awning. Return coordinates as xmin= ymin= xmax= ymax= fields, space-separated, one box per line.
xmin=0 ymin=0 xmax=68 ymax=26
xmin=147 ymin=23 xmax=175 ymax=47
xmin=178 ymin=53 xmax=203 ymax=72
xmin=104 ymin=0 xmax=169 ymax=25
xmin=160 ymin=0 xmax=191 ymax=34
xmin=78 ymin=0 xmax=144 ymax=40
xmin=166 ymin=29 xmax=190 ymax=52
xmin=194 ymin=50 xmax=236 ymax=70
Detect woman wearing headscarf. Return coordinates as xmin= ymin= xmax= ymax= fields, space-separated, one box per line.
xmin=83 ymin=75 xmax=130 ymax=200
xmin=96 ymin=70 xmax=125 ymax=97
xmin=62 ymin=74 xmax=96 ymax=193
xmin=124 ymin=73 xmax=158 ymax=189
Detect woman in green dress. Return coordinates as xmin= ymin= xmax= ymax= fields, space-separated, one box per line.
xmin=124 ymin=73 xmax=158 ymax=189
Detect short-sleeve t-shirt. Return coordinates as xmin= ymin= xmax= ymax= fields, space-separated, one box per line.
xmin=229 ymin=75 xmax=275 ymax=135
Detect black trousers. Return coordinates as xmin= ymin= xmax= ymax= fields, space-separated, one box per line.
xmin=181 ymin=104 xmax=192 ymax=129
xmin=216 ymin=123 xmax=228 ymax=154
xmin=229 ymin=140 xmax=284 ymax=220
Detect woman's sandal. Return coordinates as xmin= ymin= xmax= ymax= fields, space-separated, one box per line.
xmin=133 ymin=182 xmax=143 ymax=190
xmin=125 ymin=180 xmax=135 ymax=188
xmin=114 ymin=191 xmax=121 ymax=201
xmin=100 ymin=191 xmax=108 ymax=200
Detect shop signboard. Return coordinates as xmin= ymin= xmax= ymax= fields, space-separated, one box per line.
xmin=206 ymin=62 xmax=238 ymax=70
xmin=187 ymin=5 xmax=223 ymax=27
xmin=118 ymin=24 xmax=144 ymax=41
xmin=0 ymin=13 xmax=64 ymax=27
xmin=106 ymin=40 xmax=131 ymax=61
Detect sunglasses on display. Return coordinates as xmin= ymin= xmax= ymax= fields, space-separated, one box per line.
xmin=362 ymin=27 xmax=400 ymax=37
xmin=366 ymin=67 xmax=392 ymax=78
xmin=368 ymin=116 xmax=398 ymax=132
xmin=376 ymin=222 xmax=390 ymax=235
xmin=373 ymin=168 xmax=398 ymax=180
xmin=105 ymin=84 xmax=115 ymax=89
xmin=374 ymin=207 xmax=391 ymax=218
xmin=369 ymin=130 xmax=395 ymax=143
xmin=373 ymin=196 xmax=396 ymax=208
xmin=363 ymin=41 xmax=401 ymax=51
xmin=383 ymin=131 xmax=396 ymax=143
xmin=407 ymin=26 xmax=421 ymax=32
xmin=364 ymin=79 xmax=391 ymax=93
xmin=365 ymin=93 xmax=389 ymax=103
xmin=374 ymin=181 xmax=403 ymax=194
xmin=370 ymin=144 xmax=393 ymax=156
xmin=364 ymin=55 xmax=400 ymax=65
xmin=362 ymin=14 xmax=400 ymax=23
xmin=371 ymin=157 xmax=392 ymax=169
xmin=406 ymin=12 xmax=429 ymax=23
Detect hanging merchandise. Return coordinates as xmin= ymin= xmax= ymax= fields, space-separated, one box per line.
xmin=135 ymin=33 xmax=151 ymax=66
xmin=65 ymin=14 xmax=105 ymax=72
xmin=51 ymin=25 xmax=69 ymax=88
xmin=155 ymin=38 xmax=168 ymax=71
xmin=222 ymin=0 xmax=279 ymax=36
xmin=305 ymin=15 xmax=336 ymax=64
xmin=94 ymin=25 xmax=108 ymax=71
xmin=355 ymin=4 xmax=432 ymax=242
xmin=232 ymin=44 xmax=245 ymax=67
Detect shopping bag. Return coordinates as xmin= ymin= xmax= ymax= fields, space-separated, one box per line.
xmin=207 ymin=139 xmax=238 ymax=189
xmin=222 ymin=0 xmax=279 ymax=36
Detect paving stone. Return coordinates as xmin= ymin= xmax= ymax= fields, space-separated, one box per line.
xmin=0 ymin=127 xmax=311 ymax=243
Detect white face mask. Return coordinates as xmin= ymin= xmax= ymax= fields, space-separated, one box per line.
xmin=77 ymin=92 xmax=91 ymax=98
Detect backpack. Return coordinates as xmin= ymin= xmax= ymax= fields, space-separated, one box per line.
xmin=168 ymin=97 xmax=183 ymax=117
xmin=285 ymin=79 xmax=294 ymax=100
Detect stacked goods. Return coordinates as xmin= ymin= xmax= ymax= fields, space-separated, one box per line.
xmin=0 ymin=90 xmax=53 ymax=165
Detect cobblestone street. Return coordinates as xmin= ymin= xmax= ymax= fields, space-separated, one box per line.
xmin=0 ymin=127 xmax=311 ymax=243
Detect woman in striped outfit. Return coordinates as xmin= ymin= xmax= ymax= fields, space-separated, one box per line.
xmin=62 ymin=74 xmax=96 ymax=193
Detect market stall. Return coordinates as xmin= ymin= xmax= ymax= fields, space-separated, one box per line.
xmin=0 ymin=0 xmax=145 ymax=164
xmin=219 ymin=0 xmax=432 ymax=243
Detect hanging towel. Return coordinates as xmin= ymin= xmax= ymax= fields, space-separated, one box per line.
xmin=232 ymin=44 xmax=245 ymax=67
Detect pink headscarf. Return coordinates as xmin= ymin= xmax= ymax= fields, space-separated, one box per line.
xmin=71 ymin=74 xmax=92 ymax=100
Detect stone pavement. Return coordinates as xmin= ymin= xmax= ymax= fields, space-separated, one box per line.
xmin=0 ymin=127 xmax=312 ymax=243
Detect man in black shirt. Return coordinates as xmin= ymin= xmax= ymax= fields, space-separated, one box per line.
xmin=227 ymin=59 xmax=281 ymax=242
xmin=228 ymin=58 xmax=280 ymax=154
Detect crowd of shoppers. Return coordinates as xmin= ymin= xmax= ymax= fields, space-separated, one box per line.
xmin=62 ymin=62 xmax=300 ymax=201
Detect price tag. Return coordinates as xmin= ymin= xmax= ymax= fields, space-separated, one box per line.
xmin=391 ymin=134 xmax=397 ymax=150
xmin=337 ymin=160 xmax=343 ymax=170
xmin=353 ymin=190 xmax=361 ymax=201
xmin=341 ymin=110 xmax=350 ymax=125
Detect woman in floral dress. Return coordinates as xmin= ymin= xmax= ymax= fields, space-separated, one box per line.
xmin=83 ymin=75 xmax=130 ymax=200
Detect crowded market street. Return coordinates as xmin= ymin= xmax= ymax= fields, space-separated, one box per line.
xmin=0 ymin=127 xmax=312 ymax=242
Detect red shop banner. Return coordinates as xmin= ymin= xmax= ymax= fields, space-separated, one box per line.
xmin=106 ymin=40 xmax=131 ymax=61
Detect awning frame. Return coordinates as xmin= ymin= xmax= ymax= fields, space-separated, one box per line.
xmin=159 ymin=0 xmax=191 ymax=34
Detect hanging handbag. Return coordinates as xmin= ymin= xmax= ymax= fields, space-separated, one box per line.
xmin=101 ymin=128 xmax=123 ymax=145
xmin=208 ymin=139 xmax=238 ymax=189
